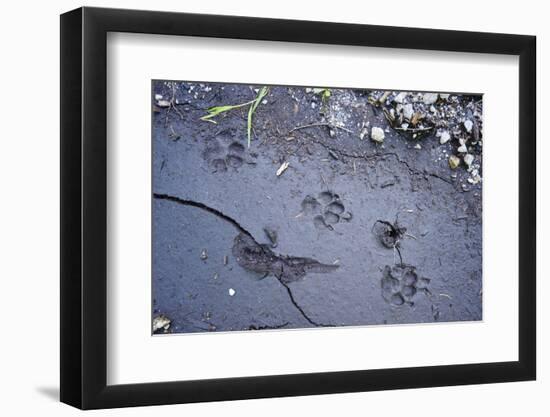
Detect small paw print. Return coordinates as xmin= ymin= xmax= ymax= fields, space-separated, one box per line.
xmin=381 ymin=264 xmax=430 ymax=306
xmin=300 ymin=190 xmax=352 ymax=231
xmin=203 ymin=140 xmax=245 ymax=172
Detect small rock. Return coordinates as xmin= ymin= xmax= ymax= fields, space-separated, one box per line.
xmin=440 ymin=94 xmax=450 ymax=100
xmin=200 ymin=249 xmax=208 ymax=260
xmin=449 ymin=155 xmax=460 ymax=169
xmin=370 ymin=127 xmax=385 ymax=143
xmin=403 ymin=103 xmax=414 ymax=120
xmin=457 ymin=144 xmax=468 ymax=153
xmin=463 ymin=154 xmax=474 ymax=167
xmin=394 ymin=92 xmax=407 ymax=104
xmin=329 ymin=129 xmax=336 ymax=138
xmin=414 ymin=144 xmax=422 ymax=150
xmin=440 ymin=131 xmax=451 ymax=144
xmin=228 ymin=288 xmax=236 ymax=296
xmin=156 ymin=99 xmax=171 ymax=108
xmin=467 ymin=175 xmax=481 ymax=185
xmin=152 ymin=315 xmax=171 ymax=332
xmin=154 ymin=94 xmax=163 ymax=100
xmin=464 ymin=119 xmax=474 ymax=133
xmin=423 ymin=93 xmax=439 ymax=105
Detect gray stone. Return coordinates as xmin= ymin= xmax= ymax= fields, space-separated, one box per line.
xmin=423 ymin=93 xmax=439 ymax=105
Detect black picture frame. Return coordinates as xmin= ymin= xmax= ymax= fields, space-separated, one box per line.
xmin=60 ymin=6 xmax=536 ymax=410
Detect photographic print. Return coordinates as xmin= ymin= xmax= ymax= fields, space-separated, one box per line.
xmin=152 ymin=81 xmax=483 ymax=335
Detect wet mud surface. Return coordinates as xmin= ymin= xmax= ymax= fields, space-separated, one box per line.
xmin=152 ymin=81 xmax=482 ymax=334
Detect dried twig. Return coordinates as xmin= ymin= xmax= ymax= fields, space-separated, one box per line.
xmin=394 ymin=126 xmax=433 ymax=133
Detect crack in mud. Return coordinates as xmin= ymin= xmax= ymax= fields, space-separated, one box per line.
xmin=153 ymin=192 xmax=335 ymax=327
xmin=279 ymin=281 xmax=334 ymax=327
xmin=154 ymin=193 xmax=255 ymax=239
xmin=305 ymin=138 xmax=454 ymax=187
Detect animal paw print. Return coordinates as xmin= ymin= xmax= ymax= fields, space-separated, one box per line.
xmin=381 ymin=264 xmax=430 ymax=306
xmin=300 ymin=190 xmax=351 ymax=231
xmin=372 ymin=220 xmax=407 ymax=249
xmin=203 ymin=140 xmax=245 ymax=172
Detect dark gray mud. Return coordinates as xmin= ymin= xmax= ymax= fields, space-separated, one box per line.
xmin=232 ymin=232 xmax=339 ymax=284
xmin=152 ymin=81 xmax=482 ymax=334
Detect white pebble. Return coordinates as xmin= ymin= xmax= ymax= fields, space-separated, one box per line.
xmin=464 ymin=154 xmax=474 ymax=166
xmin=228 ymin=288 xmax=236 ymax=296
xmin=370 ymin=127 xmax=385 ymax=143
xmin=440 ymin=131 xmax=451 ymax=144
xmin=394 ymin=92 xmax=407 ymax=104
xmin=403 ymin=104 xmax=414 ymax=120
xmin=156 ymin=99 xmax=171 ymax=108
xmin=423 ymin=92 xmax=439 ymax=105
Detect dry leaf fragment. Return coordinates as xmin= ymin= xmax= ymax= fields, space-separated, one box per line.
xmin=378 ymin=91 xmax=391 ymax=104
xmin=276 ymin=162 xmax=289 ymax=177
xmin=410 ymin=112 xmax=423 ymax=126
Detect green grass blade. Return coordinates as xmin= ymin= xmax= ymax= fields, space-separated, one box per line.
xmin=200 ymin=87 xmax=268 ymax=147
xmin=200 ymin=101 xmax=254 ymax=121
xmin=247 ymin=87 xmax=269 ymax=147
xmin=247 ymin=107 xmax=253 ymax=147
